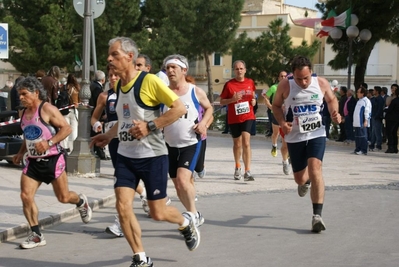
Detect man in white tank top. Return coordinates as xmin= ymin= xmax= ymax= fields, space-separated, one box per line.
xmin=272 ymin=56 xmax=341 ymax=233
xmin=162 ymin=54 xmax=213 ymax=228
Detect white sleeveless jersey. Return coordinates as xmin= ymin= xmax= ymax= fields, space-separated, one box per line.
xmin=163 ymin=84 xmax=200 ymax=148
xmin=116 ymin=75 xmax=167 ymax=158
xmin=284 ymin=77 xmax=326 ymax=143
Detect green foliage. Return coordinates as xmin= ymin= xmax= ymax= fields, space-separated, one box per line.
xmin=231 ymin=18 xmax=320 ymax=86
xmin=141 ymin=0 xmax=244 ymax=101
xmin=0 ymin=0 xmax=141 ymax=74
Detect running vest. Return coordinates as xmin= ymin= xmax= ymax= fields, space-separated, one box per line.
xmin=21 ymin=102 xmax=62 ymax=158
xmin=104 ymin=88 xmax=117 ymax=133
xmin=284 ymin=77 xmax=325 ymax=143
xmin=116 ymin=72 xmax=167 ymax=158
xmin=162 ymin=84 xmax=200 ymax=148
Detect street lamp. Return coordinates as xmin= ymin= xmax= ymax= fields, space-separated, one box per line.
xmin=329 ymin=14 xmax=372 ymax=91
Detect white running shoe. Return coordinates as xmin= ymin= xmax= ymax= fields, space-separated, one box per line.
xmin=77 ymin=194 xmax=92 ymax=224
xmin=283 ymin=161 xmax=291 ymax=175
xmin=196 ymin=211 xmax=205 ymax=227
xmin=234 ymin=167 xmax=242 ymax=180
xmin=105 ymin=215 xmax=124 ymax=237
xmin=20 ymin=232 xmax=46 ymax=249
xmin=298 ymin=182 xmax=310 ymax=197
xmin=311 ymin=214 xmax=326 ymax=233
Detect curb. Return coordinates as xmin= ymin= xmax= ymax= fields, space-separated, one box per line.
xmin=0 ymin=194 xmax=116 ymax=243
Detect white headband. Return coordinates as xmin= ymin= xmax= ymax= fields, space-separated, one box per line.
xmin=165 ymin=58 xmax=187 ymax=69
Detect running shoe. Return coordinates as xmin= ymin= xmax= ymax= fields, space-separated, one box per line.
xmin=197 ymin=168 xmax=206 ymax=179
xmin=244 ymin=171 xmax=255 ymax=181
xmin=271 ymin=145 xmax=278 ymax=157
xmin=105 ymin=215 xmax=124 ymax=237
xmin=179 ymin=212 xmax=200 ymax=251
xmin=355 ymin=151 xmax=367 ymax=155
xmin=140 ymin=196 xmax=149 ymax=214
xmin=311 ymin=214 xmax=326 ymax=233
xmin=130 ymin=254 xmax=153 ymax=267
xmin=283 ymin=161 xmax=291 ymax=175
xmin=297 ymin=182 xmax=310 ymax=197
xmin=20 ymin=232 xmax=46 ymax=249
xmin=196 ymin=211 xmax=205 ymax=227
xmin=234 ymin=167 xmax=242 ymax=180
xmin=77 ymin=194 xmax=92 ymax=223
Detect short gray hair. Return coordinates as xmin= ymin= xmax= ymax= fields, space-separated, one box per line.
xmin=94 ymin=70 xmax=105 ymax=81
xmin=109 ymin=37 xmax=139 ymax=62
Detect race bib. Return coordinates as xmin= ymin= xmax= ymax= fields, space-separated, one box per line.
xmin=234 ymin=101 xmax=250 ymax=115
xmin=298 ymin=114 xmax=322 ymax=133
xmin=26 ymin=138 xmax=49 ymax=157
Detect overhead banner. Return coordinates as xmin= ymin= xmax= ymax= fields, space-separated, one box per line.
xmin=0 ymin=23 xmax=9 ymax=59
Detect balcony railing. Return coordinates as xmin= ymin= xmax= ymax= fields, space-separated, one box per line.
xmin=313 ymin=64 xmax=393 ymax=77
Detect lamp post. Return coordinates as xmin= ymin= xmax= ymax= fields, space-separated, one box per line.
xmin=328 ymin=15 xmax=372 ymax=91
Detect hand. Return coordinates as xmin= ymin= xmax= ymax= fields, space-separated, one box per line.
xmin=90 ymin=133 xmax=112 ymax=148
xmin=281 ymin=122 xmax=293 ymax=135
xmin=193 ymin=122 xmax=208 ymax=136
xmin=12 ymin=153 xmax=23 ymax=165
xmin=130 ymin=120 xmax=150 ymax=140
xmin=331 ymin=110 xmax=341 ymax=124
xmin=232 ymin=92 xmax=242 ymax=102
xmin=251 ymin=98 xmax=256 ymax=106
xmin=34 ymin=140 xmax=49 ymax=155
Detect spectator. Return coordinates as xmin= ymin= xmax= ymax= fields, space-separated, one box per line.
xmin=385 ymin=84 xmax=399 ymax=153
xmin=353 ymin=86 xmax=372 ymax=155
xmin=41 ymin=66 xmax=61 ymax=105
xmin=343 ymin=89 xmax=357 ymax=143
xmin=89 ymin=70 xmax=107 ymax=160
xmin=336 ymin=86 xmax=347 ymax=142
xmin=0 ymin=80 xmax=13 ymax=112
xmin=369 ymin=86 xmax=384 ymax=151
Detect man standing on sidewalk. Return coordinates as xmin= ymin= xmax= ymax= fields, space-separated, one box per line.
xmin=13 ymin=77 xmax=92 ymax=249
xmin=272 ymin=56 xmax=341 ymax=233
xmin=220 ymin=60 xmax=257 ymax=181
xmin=91 ymin=37 xmax=200 ymax=267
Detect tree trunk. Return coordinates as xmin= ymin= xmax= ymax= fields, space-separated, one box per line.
xmin=204 ymin=52 xmax=214 ymax=103
xmin=354 ymin=40 xmax=376 ymax=90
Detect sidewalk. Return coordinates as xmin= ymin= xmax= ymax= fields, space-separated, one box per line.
xmin=1 ymin=130 xmax=398 ymax=243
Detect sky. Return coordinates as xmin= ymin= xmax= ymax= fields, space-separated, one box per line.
xmin=285 ymin=0 xmax=323 ymax=17
xmin=284 ymin=0 xmax=319 ymax=10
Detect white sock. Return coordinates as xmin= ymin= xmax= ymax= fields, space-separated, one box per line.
xmin=180 ymin=217 xmax=190 ymax=228
xmin=135 ymin=252 xmax=147 ymax=262
xmin=283 ymin=159 xmax=289 ymax=164
xmin=273 ymin=144 xmax=277 ymax=147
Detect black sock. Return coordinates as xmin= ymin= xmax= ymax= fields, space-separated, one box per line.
xmin=305 ymin=180 xmax=311 ymax=185
xmin=77 ymin=198 xmax=84 ymax=207
xmin=313 ymin=203 xmax=323 ymax=216
xmin=31 ymin=225 xmax=41 ymax=236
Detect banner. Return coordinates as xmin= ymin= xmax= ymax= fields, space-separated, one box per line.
xmin=0 ymin=23 xmax=9 ymax=59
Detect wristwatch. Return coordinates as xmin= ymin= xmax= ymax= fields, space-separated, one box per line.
xmin=48 ymin=140 xmax=54 ymax=147
xmin=147 ymin=121 xmax=157 ymax=132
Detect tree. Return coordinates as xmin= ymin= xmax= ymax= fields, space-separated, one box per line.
xmin=141 ymin=0 xmax=245 ymax=102
xmin=0 ymin=0 xmax=142 ymax=74
xmin=231 ymin=18 xmax=320 ymax=86
xmin=317 ymin=0 xmax=399 ymax=89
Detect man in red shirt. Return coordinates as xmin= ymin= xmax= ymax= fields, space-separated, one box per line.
xmin=220 ymin=60 xmax=257 ymax=181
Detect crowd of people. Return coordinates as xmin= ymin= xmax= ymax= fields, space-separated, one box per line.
xmin=1 ymin=36 xmax=398 ymax=266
